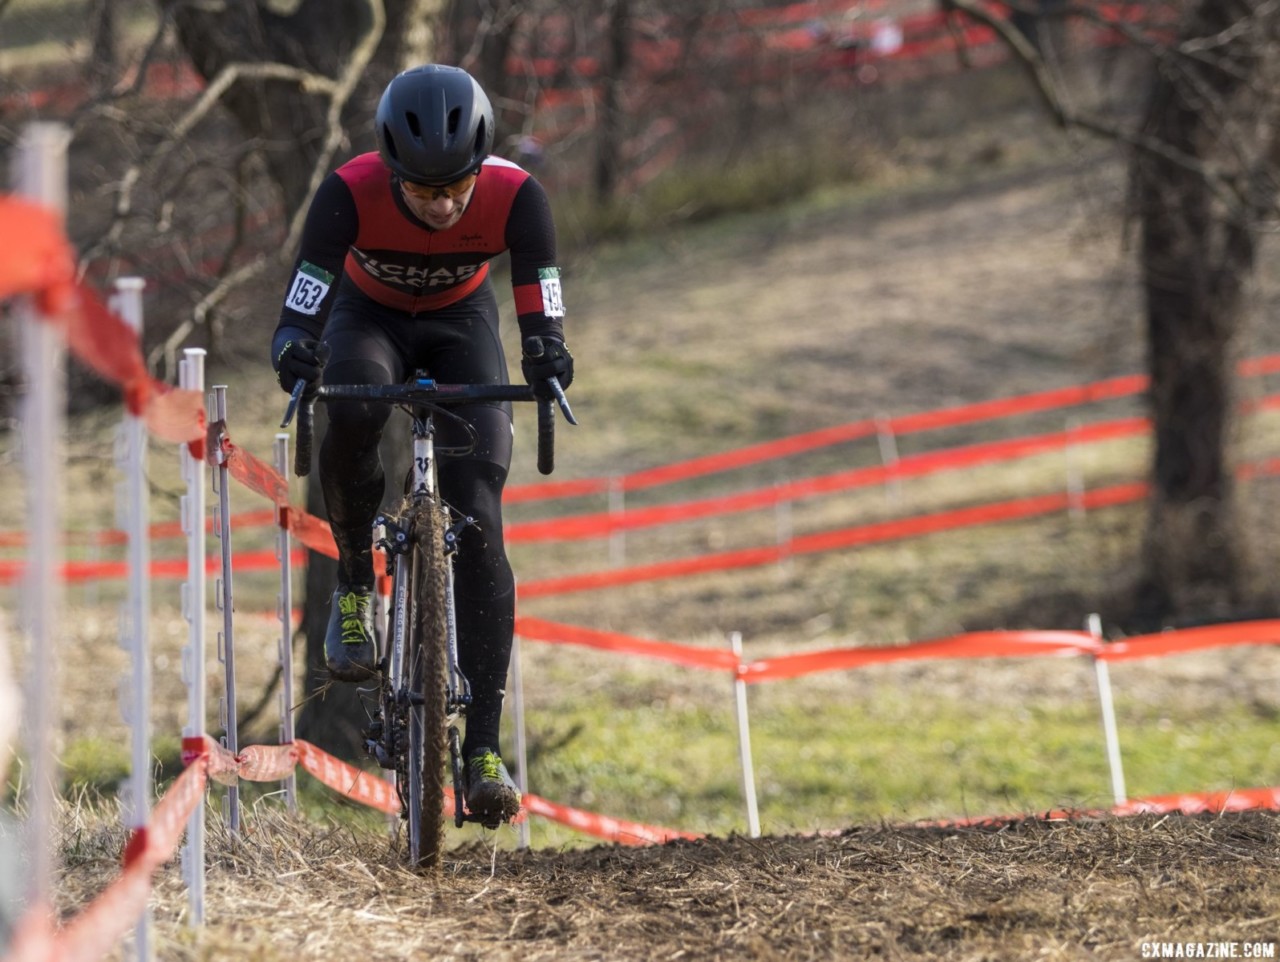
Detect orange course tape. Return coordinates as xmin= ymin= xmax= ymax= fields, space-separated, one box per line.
xmin=49 ymin=756 xmax=209 ymax=962
xmin=507 ymin=416 xmax=1151 ymax=543
xmin=293 ymin=740 xmax=399 ymax=814
xmin=0 ymin=195 xmax=76 ymax=314
xmin=515 ymin=616 xmax=739 ymax=672
xmin=0 ymin=549 xmax=305 ymax=585
xmin=514 ymin=483 xmax=1150 ymax=598
xmin=515 ymin=615 xmax=1280 ymax=684
xmin=521 ymin=793 xmax=702 ymax=846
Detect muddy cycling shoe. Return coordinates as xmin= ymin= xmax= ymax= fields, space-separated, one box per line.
xmin=465 ymin=750 xmax=522 ymax=828
xmin=324 ymin=584 xmax=377 ymax=682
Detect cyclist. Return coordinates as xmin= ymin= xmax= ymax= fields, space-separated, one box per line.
xmin=270 ymin=64 xmax=573 ymax=824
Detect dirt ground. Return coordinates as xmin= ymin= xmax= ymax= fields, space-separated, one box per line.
xmin=50 ymin=806 xmax=1280 ymax=961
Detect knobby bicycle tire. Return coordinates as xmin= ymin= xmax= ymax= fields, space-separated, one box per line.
xmin=405 ymin=497 xmax=450 ymax=869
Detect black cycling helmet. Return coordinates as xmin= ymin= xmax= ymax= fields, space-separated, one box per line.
xmin=375 ymin=64 xmax=494 ymax=186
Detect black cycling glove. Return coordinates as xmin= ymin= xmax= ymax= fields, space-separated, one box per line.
xmin=521 ymin=335 xmax=574 ymax=398
xmin=274 ymin=338 xmax=325 ymax=395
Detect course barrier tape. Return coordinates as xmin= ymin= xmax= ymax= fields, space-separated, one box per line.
xmin=0 ymin=196 xmax=204 ymax=446
xmin=0 ymin=549 xmax=305 ymax=585
xmin=205 ymin=420 xmax=339 ymax=559
xmin=6 ymin=356 xmax=1280 ymax=563
xmin=516 ymin=616 xmax=1280 ymax=681
xmin=511 ymin=450 xmax=1279 ymax=598
xmin=507 ymin=416 xmax=1154 ymax=543
xmin=0 ymin=509 xmax=278 ymax=549
xmin=176 ymin=733 xmax=698 ymax=845
xmin=503 ymin=352 xmax=1279 ymax=505
xmin=520 ymin=794 xmax=702 ymax=846
xmin=2 ymin=744 xmax=212 ymax=962
xmin=14 ymin=383 xmax=1276 ymax=554
xmin=515 ymin=481 xmax=1151 ymax=598
xmin=6 ymin=426 xmax=1279 ymax=608
xmin=920 ymin=785 xmax=1280 ymax=831
xmin=0 ymin=195 xmax=76 ymax=313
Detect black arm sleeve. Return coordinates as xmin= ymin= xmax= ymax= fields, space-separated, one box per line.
xmin=505 ymin=176 xmax=564 ymax=341
xmin=273 ymin=172 xmax=358 ymax=339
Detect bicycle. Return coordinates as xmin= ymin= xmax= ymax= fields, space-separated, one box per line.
xmin=282 ymin=373 xmax=574 ymax=868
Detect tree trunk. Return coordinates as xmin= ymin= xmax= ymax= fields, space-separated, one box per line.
xmin=165 ymin=0 xmax=442 ymax=758
xmin=595 ymin=0 xmax=631 ymax=201
xmin=167 ymin=0 xmax=422 ymax=212
xmin=86 ymin=0 xmax=115 ymax=92
xmin=1129 ymin=0 xmax=1265 ymax=624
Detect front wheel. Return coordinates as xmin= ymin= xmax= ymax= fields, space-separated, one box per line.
xmin=405 ymin=498 xmax=451 ymax=869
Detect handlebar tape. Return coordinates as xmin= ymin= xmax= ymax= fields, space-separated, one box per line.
xmin=537 ymin=397 xmax=555 ymax=476
xmin=295 ymin=396 xmax=314 ymax=477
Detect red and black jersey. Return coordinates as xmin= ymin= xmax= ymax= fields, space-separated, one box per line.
xmin=275 ymin=152 xmax=563 ymax=340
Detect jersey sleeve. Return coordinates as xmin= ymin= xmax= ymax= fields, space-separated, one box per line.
xmin=505 ymin=176 xmax=565 ymax=342
xmin=274 ymin=172 xmax=358 ymax=339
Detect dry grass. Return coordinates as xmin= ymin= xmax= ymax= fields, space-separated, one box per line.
xmin=38 ymin=799 xmax=1280 ymax=961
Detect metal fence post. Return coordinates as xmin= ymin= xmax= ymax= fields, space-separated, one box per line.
xmin=179 ymin=348 xmax=207 ymax=925
xmin=14 ymin=118 xmax=69 ymax=931
xmin=273 ymin=434 xmax=298 ymax=811
xmin=211 ymin=385 xmax=240 ymax=833
xmin=511 ymin=632 xmax=531 ymax=850
xmin=112 ymin=276 xmax=152 ymax=962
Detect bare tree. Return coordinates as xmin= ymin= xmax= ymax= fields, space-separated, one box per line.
xmin=595 ymin=0 xmax=631 ymax=201
xmin=150 ymin=0 xmax=447 ymax=757
xmin=948 ymin=0 xmax=1280 ymax=626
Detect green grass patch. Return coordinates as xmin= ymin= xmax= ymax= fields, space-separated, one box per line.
xmin=514 ymin=653 xmax=1280 ymax=847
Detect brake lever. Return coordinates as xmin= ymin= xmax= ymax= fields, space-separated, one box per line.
xmin=280 ymin=378 xmax=306 ymax=429
xmin=547 ymin=376 xmax=578 ymax=425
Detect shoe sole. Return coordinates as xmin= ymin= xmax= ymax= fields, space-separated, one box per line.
xmin=326 ymin=659 xmax=377 ymax=682
xmin=469 ymin=787 xmax=522 ymax=828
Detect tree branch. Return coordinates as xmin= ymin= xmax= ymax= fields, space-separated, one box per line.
xmin=943 ymin=0 xmax=1252 ymax=217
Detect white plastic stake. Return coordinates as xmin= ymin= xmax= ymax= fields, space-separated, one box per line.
xmin=14 ymin=119 xmax=69 ymax=923
xmin=510 ymin=633 xmax=531 ymax=850
xmin=875 ymin=415 xmax=902 ymax=506
xmin=179 ymin=348 xmax=207 ymax=925
xmin=729 ymin=631 xmax=760 ymax=838
xmin=608 ymin=477 xmax=625 ymax=566
xmin=1088 ymin=613 xmax=1126 ymax=805
xmin=1066 ymin=417 xmax=1085 ymax=520
xmin=774 ymin=483 xmax=792 ymax=576
xmin=211 ymin=385 xmax=240 ymax=833
xmin=113 ymin=277 xmax=152 ymax=962
xmin=273 ymin=434 xmax=297 ymax=810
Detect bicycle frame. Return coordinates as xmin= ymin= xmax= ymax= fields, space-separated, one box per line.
xmin=285 ymin=374 xmax=574 ymax=866
xmin=372 ymin=407 xmax=470 ymax=807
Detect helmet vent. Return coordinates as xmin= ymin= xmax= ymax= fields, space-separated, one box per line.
xmin=447 ymin=107 xmax=461 ymax=135
xmin=381 ymin=124 xmax=399 ymax=160
xmin=405 ymin=112 xmax=422 ymax=139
